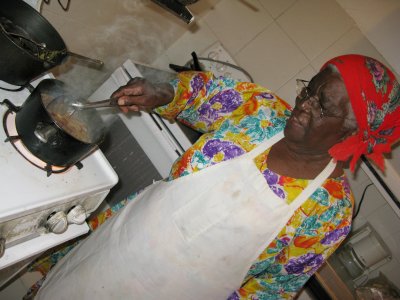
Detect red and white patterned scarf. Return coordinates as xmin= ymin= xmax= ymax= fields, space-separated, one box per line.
xmin=323 ymin=54 xmax=400 ymax=172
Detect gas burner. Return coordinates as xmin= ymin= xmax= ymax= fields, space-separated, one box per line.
xmin=2 ymin=107 xmax=82 ymax=176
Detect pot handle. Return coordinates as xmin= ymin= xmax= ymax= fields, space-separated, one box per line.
xmin=67 ymin=52 xmax=104 ymax=68
xmin=34 ymin=123 xmax=58 ymax=143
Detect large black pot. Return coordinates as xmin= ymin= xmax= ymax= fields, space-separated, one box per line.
xmin=15 ymin=79 xmax=105 ymax=167
xmin=0 ymin=0 xmax=67 ymax=86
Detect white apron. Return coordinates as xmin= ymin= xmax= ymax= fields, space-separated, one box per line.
xmin=36 ymin=132 xmax=336 ymax=300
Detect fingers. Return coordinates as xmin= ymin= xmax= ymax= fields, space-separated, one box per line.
xmin=119 ymin=105 xmax=139 ymax=114
xmin=117 ymin=94 xmax=148 ymax=106
xmin=111 ymin=77 xmax=157 ymax=114
xmin=111 ymin=78 xmax=146 ymax=98
xmin=117 ymin=96 xmax=140 ymax=113
xmin=117 ymin=94 xmax=151 ymax=114
xmin=112 ymin=85 xmax=143 ymax=99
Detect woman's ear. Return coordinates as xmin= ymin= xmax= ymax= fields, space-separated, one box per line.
xmin=342 ymin=102 xmax=358 ymax=141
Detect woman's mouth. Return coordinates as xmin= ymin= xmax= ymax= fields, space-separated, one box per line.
xmin=288 ymin=114 xmax=303 ymax=128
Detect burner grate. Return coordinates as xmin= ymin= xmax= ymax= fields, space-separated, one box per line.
xmin=1 ymin=103 xmax=79 ymax=176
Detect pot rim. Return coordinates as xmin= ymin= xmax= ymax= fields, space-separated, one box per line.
xmin=38 ymin=79 xmax=106 ymax=145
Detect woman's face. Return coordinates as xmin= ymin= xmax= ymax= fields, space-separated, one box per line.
xmin=284 ymin=68 xmax=356 ymax=154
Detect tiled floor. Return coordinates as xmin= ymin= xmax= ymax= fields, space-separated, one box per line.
xmin=1 ymin=0 xmax=398 ymax=298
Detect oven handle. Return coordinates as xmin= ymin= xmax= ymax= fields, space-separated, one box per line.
xmin=0 ymin=238 xmax=5 ymax=258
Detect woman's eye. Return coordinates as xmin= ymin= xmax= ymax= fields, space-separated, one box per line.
xmin=318 ymin=95 xmax=328 ymax=111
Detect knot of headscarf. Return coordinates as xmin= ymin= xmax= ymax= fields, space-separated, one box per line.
xmin=322 ymin=54 xmax=400 ymax=172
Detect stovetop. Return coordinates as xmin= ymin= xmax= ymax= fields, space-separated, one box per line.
xmin=0 ymin=78 xmax=118 ymax=222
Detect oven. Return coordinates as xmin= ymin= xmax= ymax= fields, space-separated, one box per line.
xmin=0 ymin=76 xmax=118 ymax=284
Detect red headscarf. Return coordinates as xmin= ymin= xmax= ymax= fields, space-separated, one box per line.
xmin=322 ymin=54 xmax=400 ymax=172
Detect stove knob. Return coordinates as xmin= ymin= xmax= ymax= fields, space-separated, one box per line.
xmin=0 ymin=238 xmax=5 ymax=258
xmin=46 ymin=211 xmax=68 ymax=234
xmin=67 ymin=205 xmax=87 ymax=225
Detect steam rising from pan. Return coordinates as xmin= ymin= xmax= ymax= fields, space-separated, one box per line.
xmin=44 ymin=0 xmax=190 ymax=99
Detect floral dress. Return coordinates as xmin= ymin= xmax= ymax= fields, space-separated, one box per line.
xmin=155 ymin=71 xmax=354 ymax=299
xmin=27 ymin=71 xmax=353 ymax=300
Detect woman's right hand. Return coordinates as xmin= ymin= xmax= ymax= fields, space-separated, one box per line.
xmin=111 ymin=77 xmax=174 ymax=113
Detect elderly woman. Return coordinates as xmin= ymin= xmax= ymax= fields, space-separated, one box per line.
xmin=34 ymin=54 xmax=399 ymax=299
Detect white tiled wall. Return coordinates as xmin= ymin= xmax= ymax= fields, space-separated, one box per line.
xmin=154 ymin=0 xmax=398 ymax=108
xmin=1 ymin=0 xmax=399 ymax=298
xmin=336 ymin=0 xmax=400 ymax=75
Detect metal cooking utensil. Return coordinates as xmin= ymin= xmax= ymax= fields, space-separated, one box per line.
xmin=71 ymin=98 xmax=120 ymax=109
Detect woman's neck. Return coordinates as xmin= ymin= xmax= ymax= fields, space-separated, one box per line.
xmin=267 ymin=139 xmax=344 ymax=179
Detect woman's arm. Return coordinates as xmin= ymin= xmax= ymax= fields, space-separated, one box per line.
xmin=112 ymin=71 xmax=288 ymax=134
xmin=155 ymin=71 xmax=289 ymax=133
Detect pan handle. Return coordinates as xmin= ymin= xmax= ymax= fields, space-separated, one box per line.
xmin=34 ymin=123 xmax=58 ymax=143
xmin=67 ymin=51 xmax=104 ymax=68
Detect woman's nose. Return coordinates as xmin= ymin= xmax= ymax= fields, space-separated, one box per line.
xmin=299 ymin=97 xmax=314 ymax=112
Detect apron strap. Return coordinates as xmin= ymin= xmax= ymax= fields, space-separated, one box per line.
xmin=247 ymin=131 xmax=284 ymax=159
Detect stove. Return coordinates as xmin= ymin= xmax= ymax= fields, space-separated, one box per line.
xmin=0 ymin=76 xmax=118 ymax=274
xmin=2 ymin=106 xmax=73 ymax=175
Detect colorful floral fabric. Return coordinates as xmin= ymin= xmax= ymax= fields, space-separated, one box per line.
xmin=155 ymin=71 xmax=354 ymax=299
xmin=323 ymin=55 xmax=400 ymax=172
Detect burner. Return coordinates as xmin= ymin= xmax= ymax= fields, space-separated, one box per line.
xmin=2 ymin=108 xmax=82 ymax=176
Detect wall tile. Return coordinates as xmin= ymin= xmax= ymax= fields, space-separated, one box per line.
xmin=335 ymin=0 xmax=399 ymax=32
xmin=311 ymin=26 xmax=388 ymax=71
xmin=358 ymin=185 xmax=388 ymax=217
xmin=258 ymin=0 xmax=297 ymax=19
xmin=164 ymin=19 xmax=218 ymax=67
xmin=189 ymin=0 xmax=224 ymax=19
xmin=351 ymin=213 xmax=367 ymax=232
xmin=368 ymin=204 xmax=400 ymax=238
xmin=277 ymin=0 xmax=354 ymax=60
xmin=203 ymin=0 xmax=273 ymax=55
xmin=345 ymin=167 xmax=371 ymax=185
xmin=336 ymin=0 xmax=400 ymax=75
xmin=380 ymin=231 xmax=400 ymax=263
xmin=40 ymin=9 xmax=67 ymax=33
xmin=235 ymin=22 xmax=308 ymax=91
xmin=151 ymin=53 xmax=173 ymax=71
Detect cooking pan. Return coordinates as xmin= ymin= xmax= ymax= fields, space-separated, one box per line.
xmin=0 ymin=0 xmax=103 ymax=87
xmin=14 ymin=79 xmax=106 ymax=167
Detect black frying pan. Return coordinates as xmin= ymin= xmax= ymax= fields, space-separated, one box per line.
xmin=0 ymin=0 xmax=102 ymax=87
